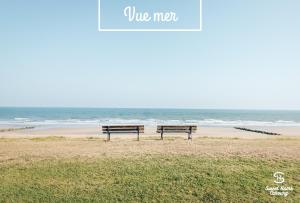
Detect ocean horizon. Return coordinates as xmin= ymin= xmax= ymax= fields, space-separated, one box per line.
xmin=1 ymin=107 xmax=300 ymax=127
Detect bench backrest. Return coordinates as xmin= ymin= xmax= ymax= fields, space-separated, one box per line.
xmin=157 ymin=125 xmax=197 ymax=133
xmin=102 ymin=125 xmax=144 ymax=134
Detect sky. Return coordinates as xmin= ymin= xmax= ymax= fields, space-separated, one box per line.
xmin=0 ymin=0 xmax=300 ymax=109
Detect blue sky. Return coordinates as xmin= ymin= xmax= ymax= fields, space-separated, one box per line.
xmin=0 ymin=0 xmax=300 ymax=109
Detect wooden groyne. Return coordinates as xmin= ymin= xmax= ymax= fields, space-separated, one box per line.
xmin=234 ymin=127 xmax=281 ymax=135
xmin=0 ymin=126 xmax=35 ymax=133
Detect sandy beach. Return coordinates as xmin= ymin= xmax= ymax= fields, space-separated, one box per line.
xmin=1 ymin=125 xmax=299 ymax=161
xmin=0 ymin=126 xmax=299 ymax=139
xmin=0 ymin=127 xmax=299 ymax=159
xmin=0 ymin=126 xmax=299 ymax=166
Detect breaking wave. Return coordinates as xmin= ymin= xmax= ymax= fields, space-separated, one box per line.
xmin=0 ymin=118 xmax=300 ymax=127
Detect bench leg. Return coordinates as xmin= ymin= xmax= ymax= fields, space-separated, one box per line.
xmin=107 ymin=133 xmax=110 ymax=141
xmin=188 ymin=127 xmax=192 ymax=140
xmin=137 ymin=131 xmax=140 ymax=141
xmin=161 ymin=132 xmax=163 ymax=140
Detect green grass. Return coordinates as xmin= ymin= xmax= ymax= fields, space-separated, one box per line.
xmin=0 ymin=156 xmax=299 ymax=202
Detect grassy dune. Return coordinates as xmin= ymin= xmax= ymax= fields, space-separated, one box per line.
xmin=0 ymin=156 xmax=299 ymax=202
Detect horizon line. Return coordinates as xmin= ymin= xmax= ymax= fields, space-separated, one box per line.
xmin=0 ymin=106 xmax=299 ymax=111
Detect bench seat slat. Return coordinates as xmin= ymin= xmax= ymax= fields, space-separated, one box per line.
xmin=157 ymin=125 xmax=197 ymax=127
xmin=103 ymin=125 xmax=144 ymax=128
xmin=157 ymin=128 xmax=197 ymax=130
xmin=103 ymin=125 xmax=144 ymax=131
xmin=157 ymin=127 xmax=197 ymax=130
xmin=157 ymin=130 xmax=197 ymax=133
xmin=157 ymin=126 xmax=197 ymax=130
xmin=157 ymin=131 xmax=196 ymax=133
xmin=103 ymin=129 xmax=144 ymax=132
xmin=157 ymin=125 xmax=197 ymax=128
xmin=103 ymin=131 xmax=144 ymax=134
xmin=103 ymin=128 xmax=144 ymax=131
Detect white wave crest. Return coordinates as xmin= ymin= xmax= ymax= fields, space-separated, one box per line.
xmin=1 ymin=118 xmax=300 ymax=127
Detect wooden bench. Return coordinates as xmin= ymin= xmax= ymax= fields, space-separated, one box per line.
xmin=157 ymin=125 xmax=197 ymax=140
xmin=102 ymin=125 xmax=144 ymax=141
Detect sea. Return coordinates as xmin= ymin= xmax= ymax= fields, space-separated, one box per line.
xmin=0 ymin=107 xmax=300 ymax=128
